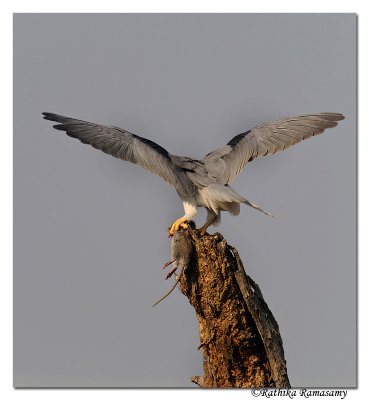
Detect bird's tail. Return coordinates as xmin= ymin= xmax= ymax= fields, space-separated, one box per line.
xmin=242 ymin=197 xmax=274 ymax=217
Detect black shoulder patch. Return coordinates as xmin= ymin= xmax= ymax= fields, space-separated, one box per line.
xmin=133 ymin=134 xmax=170 ymax=160
xmin=227 ymin=129 xmax=251 ymax=147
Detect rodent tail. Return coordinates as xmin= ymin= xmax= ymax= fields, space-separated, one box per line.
xmin=152 ymin=264 xmax=185 ymax=307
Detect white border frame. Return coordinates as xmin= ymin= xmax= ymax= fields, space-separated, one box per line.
xmin=2 ymin=2 xmax=365 ymax=400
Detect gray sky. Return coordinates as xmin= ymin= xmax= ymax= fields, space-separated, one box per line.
xmin=14 ymin=13 xmax=356 ymax=387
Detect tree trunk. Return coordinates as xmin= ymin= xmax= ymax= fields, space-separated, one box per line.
xmin=178 ymin=227 xmax=290 ymax=388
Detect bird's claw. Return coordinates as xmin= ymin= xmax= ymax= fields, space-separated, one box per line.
xmin=168 ymin=218 xmax=189 ymax=237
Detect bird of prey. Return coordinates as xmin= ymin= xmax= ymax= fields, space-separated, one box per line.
xmin=43 ymin=112 xmax=344 ymax=236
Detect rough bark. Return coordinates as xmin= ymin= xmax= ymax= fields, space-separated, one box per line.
xmin=178 ymin=227 xmax=290 ymax=388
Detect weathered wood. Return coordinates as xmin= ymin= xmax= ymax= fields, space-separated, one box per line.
xmin=178 ymin=227 xmax=290 ymax=388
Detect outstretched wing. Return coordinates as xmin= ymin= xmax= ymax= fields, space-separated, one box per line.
xmin=43 ymin=113 xmax=195 ymax=197
xmin=203 ymin=113 xmax=345 ymax=184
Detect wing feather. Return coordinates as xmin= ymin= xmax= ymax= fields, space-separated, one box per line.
xmin=43 ymin=112 xmax=195 ymax=197
xmin=203 ymin=112 xmax=344 ymax=183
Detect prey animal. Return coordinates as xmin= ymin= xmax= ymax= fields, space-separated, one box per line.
xmin=43 ymin=112 xmax=344 ymax=236
xmin=153 ymin=227 xmax=194 ymax=307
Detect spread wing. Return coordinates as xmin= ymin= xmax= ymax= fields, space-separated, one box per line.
xmin=203 ymin=113 xmax=345 ymax=184
xmin=42 ymin=113 xmax=195 ymax=197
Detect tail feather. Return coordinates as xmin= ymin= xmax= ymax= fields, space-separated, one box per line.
xmin=242 ymin=198 xmax=274 ymax=217
xmin=198 ymin=183 xmax=274 ymax=217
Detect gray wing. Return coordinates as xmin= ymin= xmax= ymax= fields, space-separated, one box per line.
xmin=43 ymin=113 xmax=195 ymax=197
xmin=203 ymin=113 xmax=345 ymax=184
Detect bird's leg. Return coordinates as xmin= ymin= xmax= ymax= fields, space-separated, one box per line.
xmin=168 ymin=216 xmax=189 ymax=237
xmin=198 ymin=210 xmax=218 ymax=236
xmin=198 ymin=220 xmax=214 ymax=236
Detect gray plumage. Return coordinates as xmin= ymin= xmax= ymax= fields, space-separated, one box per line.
xmin=42 ymin=112 xmax=194 ymax=197
xmin=42 ymin=112 xmax=344 ymax=233
xmin=153 ymin=229 xmax=194 ymax=307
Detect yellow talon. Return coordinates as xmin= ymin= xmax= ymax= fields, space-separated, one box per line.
xmin=198 ymin=213 xmax=218 ymax=237
xmin=168 ymin=217 xmax=189 ymax=236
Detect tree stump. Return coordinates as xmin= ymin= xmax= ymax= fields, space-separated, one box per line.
xmin=178 ymin=227 xmax=290 ymax=388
